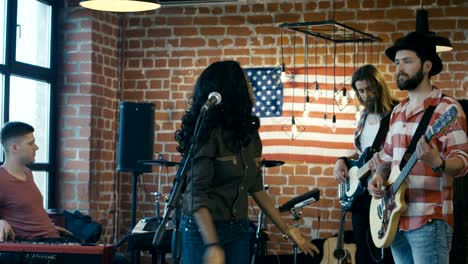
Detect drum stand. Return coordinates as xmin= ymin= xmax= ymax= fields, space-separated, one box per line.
xmin=133 ymin=158 xmax=180 ymax=264
xmin=148 ymin=163 xmax=166 ymax=264
xmin=251 ymin=160 xmax=285 ymax=264
xmin=151 ymin=164 xmax=165 ymax=221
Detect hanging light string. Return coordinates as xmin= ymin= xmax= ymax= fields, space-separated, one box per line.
xmin=304 ymin=30 xmax=310 ymax=107
xmin=291 ymin=31 xmax=300 ymax=139
xmin=292 ymin=30 xmax=296 ymax=114
xmin=340 ymin=26 xmax=348 ymax=111
xmin=353 ymin=32 xmax=357 ymax=72
xmin=332 ymin=0 xmax=336 ymax=20
xmin=281 ymin=28 xmax=285 ymax=71
xmin=377 ymin=41 xmax=381 ymax=64
xmin=361 ymin=41 xmax=365 ymax=67
xmin=324 ymin=39 xmax=329 ymax=126
xmin=332 ymin=9 xmax=337 ymax=132
xmin=352 ymin=34 xmax=360 ymax=123
xmin=314 ymin=35 xmax=320 ymax=101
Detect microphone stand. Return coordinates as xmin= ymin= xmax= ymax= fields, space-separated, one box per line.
xmin=152 ymin=108 xmax=208 ymax=261
xmin=290 ymin=208 xmax=302 ymax=264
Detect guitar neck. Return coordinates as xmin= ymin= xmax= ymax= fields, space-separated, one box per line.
xmin=357 ymin=162 xmax=371 ymax=179
xmin=392 ymin=130 xmax=434 ymax=194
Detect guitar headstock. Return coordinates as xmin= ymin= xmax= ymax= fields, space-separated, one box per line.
xmin=431 ymin=106 xmax=458 ymax=135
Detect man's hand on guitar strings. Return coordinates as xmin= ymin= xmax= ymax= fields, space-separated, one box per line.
xmin=334 ymin=159 xmax=348 ymax=182
xmin=368 ymin=174 xmax=386 ymax=199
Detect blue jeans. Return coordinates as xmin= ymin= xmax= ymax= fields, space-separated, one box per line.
xmin=181 ymin=215 xmax=251 ymax=264
xmin=391 ymin=219 xmax=452 ymax=264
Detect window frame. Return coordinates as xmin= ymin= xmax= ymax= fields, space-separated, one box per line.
xmin=1 ymin=0 xmax=58 ymax=208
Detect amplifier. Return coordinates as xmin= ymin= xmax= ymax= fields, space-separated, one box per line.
xmin=0 ymin=242 xmax=114 ymax=264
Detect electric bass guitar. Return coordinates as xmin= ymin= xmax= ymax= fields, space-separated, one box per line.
xmin=339 ymin=147 xmax=375 ymax=211
xmin=321 ymin=210 xmax=356 ymax=264
xmin=369 ymin=106 xmax=458 ymax=248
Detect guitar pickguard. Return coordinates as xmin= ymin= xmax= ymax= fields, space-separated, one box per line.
xmin=377 ymin=190 xmax=396 ymax=239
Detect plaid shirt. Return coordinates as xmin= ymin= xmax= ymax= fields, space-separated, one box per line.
xmin=380 ymin=88 xmax=468 ymax=231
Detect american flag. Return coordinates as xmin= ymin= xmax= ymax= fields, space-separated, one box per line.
xmin=245 ymin=66 xmax=357 ymax=164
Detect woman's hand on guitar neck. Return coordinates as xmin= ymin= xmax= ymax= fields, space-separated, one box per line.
xmin=368 ymin=174 xmax=386 ymax=199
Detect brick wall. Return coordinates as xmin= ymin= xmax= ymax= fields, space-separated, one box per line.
xmin=57 ymin=0 xmax=467 ymax=260
xmin=57 ymin=4 xmax=121 ymax=242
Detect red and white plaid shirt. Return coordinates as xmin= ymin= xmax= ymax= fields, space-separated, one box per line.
xmin=380 ymin=88 xmax=468 ymax=231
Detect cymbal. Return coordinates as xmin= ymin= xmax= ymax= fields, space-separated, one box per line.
xmin=261 ymin=160 xmax=285 ymax=168
xmin=139 ymin=159 xmax=180 ymax=167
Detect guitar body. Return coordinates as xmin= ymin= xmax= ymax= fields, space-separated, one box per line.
xmin=369 ymin=166 xmax=408 ymax=248
xmin=321 ymin=237 xmax=356 ymax=264
xmin=339 ymin=147 xmax=374 ymax=211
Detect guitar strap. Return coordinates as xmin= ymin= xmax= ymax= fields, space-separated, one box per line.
xmin=399 ymin=104 xmax=437 ymax=170
xmin=370 ymin=113 xmax=391 ymax=152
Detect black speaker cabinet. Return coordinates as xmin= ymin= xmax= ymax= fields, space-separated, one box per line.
xmin=117 ymin=102 xmax=155 ymax=172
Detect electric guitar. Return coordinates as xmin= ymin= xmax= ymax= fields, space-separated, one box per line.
xmin=321 ymin=210 xmax=356 ymax=264
xmin=339 ymin=147 xmax=375 ymax=211
xmin=369 ymin=106 xmax=458 ymax=248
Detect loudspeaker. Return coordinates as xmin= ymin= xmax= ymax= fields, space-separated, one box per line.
xmin=117 ymin=102 xmax=155 ymax=172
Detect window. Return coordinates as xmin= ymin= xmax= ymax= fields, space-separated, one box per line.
xmin=16 ymin=0 xmax=51 ymax=68
xmin=0 ymin=0 xmax=56 ymax=208
xmin=0 ymin=0 xmax=6 ymax=64
xmin=9 ymin=76 xmax=51 ymax=162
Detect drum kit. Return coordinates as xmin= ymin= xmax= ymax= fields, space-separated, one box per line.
xmin=133 ymin=157 xmax=315 ymax=264
xmin=137 ymin=158 xmax=285 ymax=223
xmin=138 ymin=158 xmax=180 ymax=221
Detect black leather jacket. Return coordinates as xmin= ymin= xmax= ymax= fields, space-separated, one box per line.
xmin=182 ymin=127 xmax=263 ymax=221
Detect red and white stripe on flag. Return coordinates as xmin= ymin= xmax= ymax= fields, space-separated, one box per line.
xmin=258 ymin=66 xmax=358 ymax=164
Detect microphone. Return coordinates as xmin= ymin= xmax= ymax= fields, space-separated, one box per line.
xmin=202 ymin=92 xmax=222 ymax=111
xmin=279 ymin=188 xmax=320 ymax=212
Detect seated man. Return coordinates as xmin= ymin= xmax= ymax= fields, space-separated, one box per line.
xmin=0 ymin=121 xmax=74 ymax=242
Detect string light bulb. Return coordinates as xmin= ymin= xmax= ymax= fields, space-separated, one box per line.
xmin=303 ymin=95 xmax=311 ymax=120
xmin=340 ymin=88 xmax=348 ymax=109
xmin=313 ymin=82 xmax=320 ymax=101
xmin=331 ymin=114 xmax=337 ymax=133
xmin=291 ymin=116 xmax=298 ymax=138
xmin=323 ymin=113 xmax=328 ymax=127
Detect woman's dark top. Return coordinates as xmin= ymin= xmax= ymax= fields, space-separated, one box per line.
xmin=182 ymin=127 xmax=264 ymax=221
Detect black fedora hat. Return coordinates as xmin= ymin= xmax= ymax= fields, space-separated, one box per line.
xmin=385 ymin=31 xmax=443 ymax=76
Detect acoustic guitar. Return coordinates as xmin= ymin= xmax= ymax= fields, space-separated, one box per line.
xmin=321 ymin=210 xmax=356 ymax=264
xmin=369 ymin=106 xmax=458 ymax=248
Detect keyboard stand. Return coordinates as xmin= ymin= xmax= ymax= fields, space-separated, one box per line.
xmin=128 ymin=218 xmax=173 ymax=264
